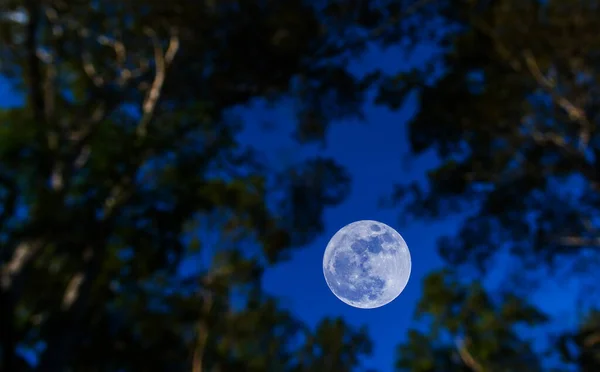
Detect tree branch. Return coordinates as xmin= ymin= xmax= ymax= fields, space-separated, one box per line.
xmin=46 ymin=5 xmax=149 ymax=87
xmin=25 ymin=0 xmax=45 ymax=125
xmin=525 ymin=121 xmax=600 ymax=191
xmin=456 ymin=338 xmax=484 ymax=372
xmin=1 ymin=3 xmax=50 ymax=369
xmin=0 ymin=240 xmax=43 ymax=371
xmin=0 ymin=241 xmax=43 ymax=291
xmin=42 ymin=59 xmax=177 ymax=363
xmin=470 ymin=14 xmax=593 ymax=152
xmin=0 ymin=174 xmax=17 ymax=246
xmin=35 ymin=239 xmax=107 ymax=371
xmin=27 ymin=10 xmax=180 ymax=371
xmin=557 ymin=236 xmax=600 ymax=247
xmin=137 ymin=27 xmax=180 ymax=139
xmin=522 ymin=49 xmax=592 ymax=149
xmin=192 ymin=292 xmax=213 ymax=372
xmin=584 ymin=331 xmax=600 ymax=348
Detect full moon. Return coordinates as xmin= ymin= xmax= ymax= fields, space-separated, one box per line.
xmin=323 ymin=220 xmax=411 ymax=309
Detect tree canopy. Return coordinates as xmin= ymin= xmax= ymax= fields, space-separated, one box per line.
xmin=373 ymin=0 xmax=600 ymax=370
xmin=2 ymin=0 xmax=600 ymax=371
xmin=0 ymin=0 xmax=389 ymax=370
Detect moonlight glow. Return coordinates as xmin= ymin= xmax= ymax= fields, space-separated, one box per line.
xmin=323 ymin=220 xmax=411 ymax=309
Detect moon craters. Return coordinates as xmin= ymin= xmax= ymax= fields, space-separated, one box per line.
xmin=323 ymin=220 xmax=411 ymax=309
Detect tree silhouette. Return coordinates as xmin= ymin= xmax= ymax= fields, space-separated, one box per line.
xmin=373 ymin=0 xmax=600 ymax=370
xmin=0 ymin=0 xmax=401 ymax=370
xmin=396 ymin=270 xmax=547 ymax=371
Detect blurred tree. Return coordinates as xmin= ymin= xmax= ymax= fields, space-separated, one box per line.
xmin=396 ymin=270 xmax=547 ymax=372
xmin=379 ymin=0 xmax=600 ymax=273
xmin=0 ymin=0 xmax=426 ymax=370
xmin=559 ymin=310 xmax=600 ymax=372
xmin=371 ymin=0 xmax=600 ymax=370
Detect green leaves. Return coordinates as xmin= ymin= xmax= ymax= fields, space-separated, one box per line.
xmin=0 ymin=0 xmax=384 ymax=370
xmin=379 ymin=0 xmax=600 ymax=271
xmin=293 ymin=317 xmax=373 ymax=372
xmin=371 ymin=3 xmax=600 ymax=370
xmin=397 ymin=270 xmax=547 ymax=371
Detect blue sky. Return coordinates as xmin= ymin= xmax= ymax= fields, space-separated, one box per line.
xmin=0 ymin=37 xmax=582 ymax=371
xmin=0 ymin=41 xmax=451 ymax=370
xmin=234 ymin=43 xmax=583 ymax=370
xmin=234 ymin=44 xmax=457 ymax=370
xmin=241 ymin=99 xmax=451 ymax=371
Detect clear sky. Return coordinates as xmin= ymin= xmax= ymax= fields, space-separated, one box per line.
xmin=240 ymin=99 xmax=448 ymax=371
xmin=235 ymin=44 xmax=456 ymax=371
xmin=0 ymin=39 xmax=580 ymax=371
xmin=234 ymin=43 xmax=582 ymax=370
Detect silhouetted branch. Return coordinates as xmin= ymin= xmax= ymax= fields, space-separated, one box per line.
xmin=456 ymin=338 xmax=484 ymax=372
xmin=522 ymin=49 xmax=591 ymax=149
xmin=192 ymin=292 xmax=213 ymax=372
xmin=0 ymin=3 xmax=48 ymax=369
xmin=0 ymin=174 xmax=17 ymax=235
xmin=35 ymin=20 xmax=180 ymax=368
xmin=137 ymin=26 xmax=180 ymax=139
xmin=45 ymin=4 xmax=150 ymax=87
xmin=36 ymin=239 xmax=107 ymax=371
xmin=0 ymin=240 xmax=43 ymax=371
xmin=526 ymin=124 xmax=600 ymax=191
xmin=585 ymin=331 xmax=600 ymax=347
xmin=25 ymin=0 xmax=45 ymax=125
xmin=470 ymin=14 xmax=592 ymax=153
xmin=557 ymin=236 xmax=600 ymax=247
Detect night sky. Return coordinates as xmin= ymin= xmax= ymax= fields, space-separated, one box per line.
xmin=232 ymin=43 xmax=581 ymax=370
xmin=0 ymin=41 xmax=580 ymax=371
xmin=236 ymin=44 xmax=455 ymax=370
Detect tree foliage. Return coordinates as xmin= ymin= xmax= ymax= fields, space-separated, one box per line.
xmin=396 ymin=270 xmax=547 ymax=372
xmin=382 ymin=0 xmax=600 ymax=274
xmin=372 ymin=0 xmax=600 ymax=370
xmin=5 ymin=0 xmax=600 ymax=371
xmin=0 ymin=0 xmax=400 ymax=370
